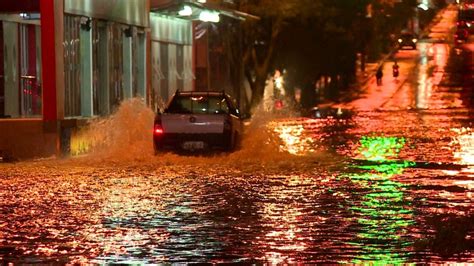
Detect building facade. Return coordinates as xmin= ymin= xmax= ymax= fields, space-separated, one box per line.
xmin=0 ymin=0 xmax=246 ymax=160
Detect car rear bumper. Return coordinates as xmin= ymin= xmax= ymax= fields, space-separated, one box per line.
xmin=399 ymin=44 xmax=416 ymax=49
xmin=154 ymin=132 xmax=231 ymax=150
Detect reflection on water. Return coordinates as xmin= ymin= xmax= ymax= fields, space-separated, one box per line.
xmin=452 ymin=127 xmax=474 ymax=166
xmin=269 ymin=119 xmax=316 ymax=155
xmin=1 ymin=99 xmax=473 ymax=264
xmin=343 ymin=136 xmax=415 ymax=264
xmin=257 ymin=175 xmax=309 ymax=264
xmin=450 ymin=127 xmax=474 ymax=192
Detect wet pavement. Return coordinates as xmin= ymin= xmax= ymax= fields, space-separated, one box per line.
xmin=1 ymin=5 xmax=473 ymax=265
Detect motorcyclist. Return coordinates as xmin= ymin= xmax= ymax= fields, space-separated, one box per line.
xmin=392 ymin=61 xmax=399 ymax=78
xmin=376 ymin=66 xmax=383 ymax=86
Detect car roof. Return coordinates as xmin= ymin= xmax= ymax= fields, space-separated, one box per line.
xmin=175 ymin=91 xmax=229 ymax=97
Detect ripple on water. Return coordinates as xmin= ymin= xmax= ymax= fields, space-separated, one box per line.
xmin=0 ymin=100 xmax=473 ymax=264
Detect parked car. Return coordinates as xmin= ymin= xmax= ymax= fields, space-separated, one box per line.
xmin=397 ymin=32 xmax=418 ymax=50
xmin=153 ymin=91 xmax=244 ymax=153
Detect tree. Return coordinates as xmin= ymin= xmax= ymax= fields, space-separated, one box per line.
xmin=233 ymin=0 xmax=419 ymax=111
xmin=236 ymin=0 xmax=324 ymax=111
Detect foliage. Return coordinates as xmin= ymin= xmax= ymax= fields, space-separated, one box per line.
xmin=232 ymin=0 xmax=431 ymax=111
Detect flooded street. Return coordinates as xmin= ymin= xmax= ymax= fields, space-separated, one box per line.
xmin=1 ymin=107 xmax=472 ymax=264
xmin=1 ymin=7 xmax=474 ymax=265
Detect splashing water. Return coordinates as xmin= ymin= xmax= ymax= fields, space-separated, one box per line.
xmin=68 ymin=99 xmax=330 ymax=170
xmin=71 ymin=98 xmax=155 ymax=161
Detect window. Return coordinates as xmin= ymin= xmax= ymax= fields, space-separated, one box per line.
xmin=0 ymin=21 xmax=41 ymax=118
xmin=64 ymin=16 xmax=81 ymax=117
xmin=166 ymin=95 xmax=229 ymax=114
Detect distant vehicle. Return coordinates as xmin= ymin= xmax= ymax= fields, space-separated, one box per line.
xmin=153 ymin=91 xmax=244 ymax=153
xmin=304 ymin=105 xmax=355 ymax=120
xmin=397 ymin=32 xmax=418 ymax=50
xmin=458 ymin=8 xmax=474 ymax=32
xmin=454 ymin=28 xmax=469 ymax=44
xmin=456 ymin=19 xmax=471 ymax=30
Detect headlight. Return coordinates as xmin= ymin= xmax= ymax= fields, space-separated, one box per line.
xmin=398 ymin=38 xmax=402 ymax=43
xmin=412 ymin=38 xmax=418 ymax=43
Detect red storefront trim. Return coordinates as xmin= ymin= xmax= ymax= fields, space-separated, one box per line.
xmin=40 ymin=0 xmax=57 ymax=121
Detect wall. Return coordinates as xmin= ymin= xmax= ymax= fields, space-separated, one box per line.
xmin=0 ymin=120 xmax=58 ymax=160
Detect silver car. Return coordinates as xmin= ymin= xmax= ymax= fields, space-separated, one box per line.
xmin=153 ymin=91 xmax=244 ymax=152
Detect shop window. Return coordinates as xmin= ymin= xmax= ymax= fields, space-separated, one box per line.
xmin=92 ymin=20 xmax=101 ymax=116
xmin=131 ymin=29 xmax=139 ymax=97
xmin=151 ymin=41 xmax=165 ymax=110
xmin=159 ymin=42 xmax=169 ymax=101
xmin=19 ymin=24 xmax=42 ymax=117
xmin=1 ymin=21 xmax=41 ymax=118
xmin=176 ymin=44 xmax=184 ymax=91
xmin=64 ymin=16 xmax=81 ymax=117
xmin=0 ymin=22 xmax=4 ymax=118
xmin=92 ymin=21 xmax=110 ymax=116
xmin=109 ymin=23 xmax=124 ymax=111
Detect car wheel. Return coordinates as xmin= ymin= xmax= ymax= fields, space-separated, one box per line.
xmin=153 ymin=141 xmax=162 ymax=155
xmin=225 ymin=132 xmax=236 ymax=151
xmin=233 ymin=133 xmax=241 ymax=151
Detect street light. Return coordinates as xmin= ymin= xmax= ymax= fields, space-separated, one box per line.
xmin=178 ymin=5 xmax=193 ymax=16
xmin=418 ymin=3 xmax=429 ymax=11
xmin=199 ymin=10 xmax=220 ymax=22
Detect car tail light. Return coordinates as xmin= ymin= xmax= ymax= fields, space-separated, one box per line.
xmin=154 ymin=117 xmax=164 ymax=135
xmin=275 ymin=100 xmax=284 ymax=110
xmin=154 ymin=124 xmax=164 ymax=135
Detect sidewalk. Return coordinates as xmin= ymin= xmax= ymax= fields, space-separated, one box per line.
xmin=348 ymin=59 xmax=411 ymax=111
xmin=339 ymin=51 xmax=395 ymax=105
xmin=339 ymin=5 xmax=455 ymax=111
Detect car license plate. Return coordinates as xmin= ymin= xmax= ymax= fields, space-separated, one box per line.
xmin=182 ymin=141 xmax=205 ymax=150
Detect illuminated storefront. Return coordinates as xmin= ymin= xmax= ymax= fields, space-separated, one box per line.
xmin=0 ymin=0 xmax=149 ymax=159
xmin=63 ymin=0 xmax=148 ymax=116
xmin=0 ymin=0 xmax=250 ymax=159
xmin=149 ymin=14 xmax=193 ymax=110
xmin=151 ymin=0 xmax=254 ymax=109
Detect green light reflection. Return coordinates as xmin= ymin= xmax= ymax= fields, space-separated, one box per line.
xmin=343 ymin=136 xmax=415 ymax=264
xmin=359 ymin=136 xmax=406 ymax=162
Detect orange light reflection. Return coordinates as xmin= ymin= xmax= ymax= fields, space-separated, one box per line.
xmin=268 ymin=119 xmax=318 ymax=155
xmin=258 ymin=175 xmax=311 ymax=263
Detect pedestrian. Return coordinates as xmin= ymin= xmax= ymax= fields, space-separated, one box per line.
xmin=392 ymin=61 xmax=399 ymax=79
xmin=376 ymin=66 xmax=383 ymax=86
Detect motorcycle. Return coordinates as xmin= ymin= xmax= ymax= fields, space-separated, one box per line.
xmin=392 ymin=65 xmax=399 ymax=78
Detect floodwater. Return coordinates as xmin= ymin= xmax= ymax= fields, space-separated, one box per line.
xmin=1 ymin=6 xmax=473 ymax=264
xmin=0 ymin=98 xmax=472 ymax=264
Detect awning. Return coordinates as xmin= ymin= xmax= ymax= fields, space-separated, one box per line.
xmin=150 ymin=0 xmax=258 ymax=21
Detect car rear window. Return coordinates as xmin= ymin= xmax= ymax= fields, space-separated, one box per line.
xmin=166 ymin=95 xmax=230 ymax=114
